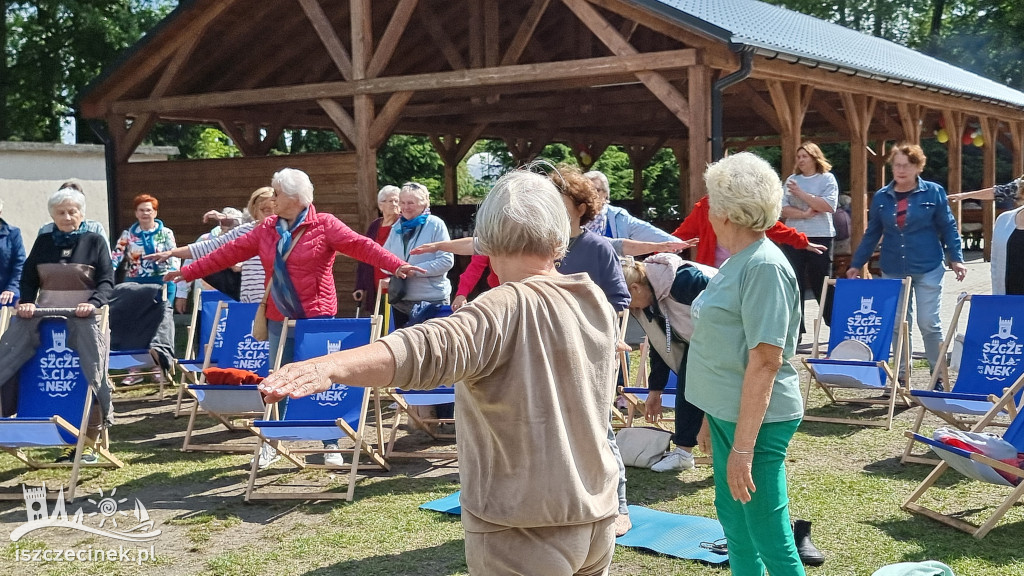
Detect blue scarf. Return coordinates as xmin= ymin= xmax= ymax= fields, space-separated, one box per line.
xmin=130 ymin=220 xmax=164 ymax=254
xmin=399 ymin=210 xmax=430 ymax=235
xmin=270 ymin=208 xmax=309 ymax=319
xmin=52 ymin=222 xmax=87 ymax=248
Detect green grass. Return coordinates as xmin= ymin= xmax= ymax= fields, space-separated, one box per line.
xmin=0 ymin=357 xmax=1022 ymax=575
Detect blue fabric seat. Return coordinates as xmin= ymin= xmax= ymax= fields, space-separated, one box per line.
xmin=902 ymin=295 xmax=1024 ymax=463
xmin=245 ymin=316 xmax=388 ymax=502
xmin=802 ymin=277 xmax=912 ymax=429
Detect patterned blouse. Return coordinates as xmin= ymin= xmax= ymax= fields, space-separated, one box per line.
xmin=110 ymin=220 xmax=180 ymax=279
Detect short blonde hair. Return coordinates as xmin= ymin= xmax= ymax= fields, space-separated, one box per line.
xmin=704 ymin=152 xmax=782 ymax=232
xmin=247 ymin=187 xmax=274 ymax=221
xmin=475 ymin=168 xmax=570 ymax=259
xmin=620 ymin=257 xmax=648 ymax=287
xmin=400 ymin=182 xmax=430 ymax=207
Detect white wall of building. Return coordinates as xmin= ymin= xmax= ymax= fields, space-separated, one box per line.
xmin=0 ymin=141 xmax=176 ymax=250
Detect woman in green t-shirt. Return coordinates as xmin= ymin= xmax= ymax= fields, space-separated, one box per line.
xmin=688 ymin=152 xmax=808 ymax=576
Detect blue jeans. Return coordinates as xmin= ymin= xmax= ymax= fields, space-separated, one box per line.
xmin=884 ymin=264 xmax=945 ymax=370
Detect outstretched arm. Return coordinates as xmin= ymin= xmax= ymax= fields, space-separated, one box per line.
xmin=410 ymin=237 xmax=475 ymax=256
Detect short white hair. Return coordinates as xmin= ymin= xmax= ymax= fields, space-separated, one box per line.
xmin=48 ymin=187 xmax=87 ymax=215
xmin=704 ymin=152 xmax=782 ymax=232
xmin=271 ymin=168 xmax=314 ymax=206
xmin=583 ymin=170 xmax=610 ymax=198
xmin=400 ymin=182 xmax=430 ymax=206
xmin=475 ymin=169 xmax=570 ymax=259
xmin=377 ymin=185 xmax=400 ymax=203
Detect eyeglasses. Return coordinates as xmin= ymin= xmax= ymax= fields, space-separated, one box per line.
xmin=891 ymin=163 xmax=917 ymax=170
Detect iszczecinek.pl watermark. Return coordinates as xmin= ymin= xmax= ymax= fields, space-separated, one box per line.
xmin=10 ymin=484 xmax=161 ymax=565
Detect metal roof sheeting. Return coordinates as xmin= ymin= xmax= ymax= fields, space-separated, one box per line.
xmin=637 ymin=0 xmax=1024 ymax=108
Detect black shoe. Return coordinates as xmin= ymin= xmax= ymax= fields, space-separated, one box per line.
xmin=932 ymin=378 xmax=945 ymax=392
xmin=793 ymin=519 xmax=825 ymax=566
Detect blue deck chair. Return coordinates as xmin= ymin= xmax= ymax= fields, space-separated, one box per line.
xmin=173 ymin=288 xmax=234 ymax=417
xmin=802 ymin=277 xmax=912 ymax=429
xmin=383 ymin=304 xmax=458 ymax=460
xmin=902 ymin=373 xmax=1024 ymax=539
xmin=901 ymin=295 xmax=1024 ymax=464
xmin=0 ymin=309 xmax=124 ymax=500
xmin=181 ymin=301 xmax=272 ymax=453
xmin=245 ymin=316 xmax=388 ymax=501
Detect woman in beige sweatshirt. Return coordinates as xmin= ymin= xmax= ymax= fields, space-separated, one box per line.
xmin=260 ymin=168 xmax=620 ymax=576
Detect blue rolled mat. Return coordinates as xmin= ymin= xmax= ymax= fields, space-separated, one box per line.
xmin=420 ymin=493 xmax=727 ymax=564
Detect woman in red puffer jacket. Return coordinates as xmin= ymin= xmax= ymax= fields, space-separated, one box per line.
xmin=168 ymin=168 xmax=423 ymax=359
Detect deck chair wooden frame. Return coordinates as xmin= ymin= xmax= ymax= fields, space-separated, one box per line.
xmin=802 ymin=277 xmax=913 ymax=429
xmin=173 ymin=287 xmax=234 ymax=417
xmin=181 ymin=301 xmax=273 ymax=453
xmin=244 ymin=316 xmax=389 ymax=502
xmin=902 ymin=373 xmax=1024 ymax=539
xmin=901 ymin=294 xmax=1024 ymax=464
xmin=374 ymin=281 xmax=458 ymax=460
xmin=108 ymin=283 xmax=172 ymax=401
xmin=0 ymin=308 xmax=124 ymax=501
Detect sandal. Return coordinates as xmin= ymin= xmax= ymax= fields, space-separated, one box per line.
xmin=699 ymin=538 xmax=728 ymax=555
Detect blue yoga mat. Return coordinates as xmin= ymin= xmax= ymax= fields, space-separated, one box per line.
xmin=420 ymin=491 xmax=462 ymax=515
xmin=616 ymin=504 xmax=727 ymax=564
xmin=420 ymin=493 xmax=727 ymax=564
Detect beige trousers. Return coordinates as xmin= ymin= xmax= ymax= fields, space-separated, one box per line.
xmin=464 ymin=517 xmax=615 ymax=576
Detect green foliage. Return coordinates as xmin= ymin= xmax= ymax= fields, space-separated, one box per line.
xmin=3 ymin=0 xmax=175 ymax=141
xmin=377 ymin=134 xmax=445 ymax=204
xmin=190 ymin=127 xmax=240 ymax=159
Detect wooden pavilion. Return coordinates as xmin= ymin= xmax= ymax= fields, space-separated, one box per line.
xmin=80 ymin=0 xmax=1024 ymax=304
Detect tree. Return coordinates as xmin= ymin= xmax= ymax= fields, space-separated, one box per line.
xmin=3 ymin=1 xmax=175 ymax=142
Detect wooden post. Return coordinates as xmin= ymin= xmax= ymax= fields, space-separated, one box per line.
xmin=351 ymin=0 xmax=377 ymax=231
xmin=840 ymin=93 xmax=876 ymax=257
xmin=943 ymin=110 xmax=967 ymax=236
xmin=767 ymin=81 xmax=814 ymax=177
xmin=430 ymin=125 xmax=488 ymax=204
xmin=625 ymin=139 xmax=666 ymax=203
xmin=1010 ymin=122 xmax=1024 ymax=179
xmin=981 ymin=116 xmax=1000 ymax=261
xmin=896 ymin=102 xmax=924 ymax=145
xmin=872 ymin=140 xmax=888 ymax=191
xmin=687 ymin=65 xmax=711 ymax=211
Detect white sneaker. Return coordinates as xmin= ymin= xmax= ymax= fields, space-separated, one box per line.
xmin=651 ymin=448 xmax=695 ymax=472
xmin=251 ymin=443 xmax=280 ymax=469
xmin=323 ymin=444 xmax=345 ymax=468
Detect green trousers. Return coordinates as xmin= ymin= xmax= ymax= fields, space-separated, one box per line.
xmin=707 ymin=415 xmax=805 ymax=576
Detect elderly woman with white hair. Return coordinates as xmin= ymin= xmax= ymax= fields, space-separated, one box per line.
xmin=169 ymin=168 xmax=421 ymax=355
xmin=167 ymin=169 xmax=422 ymax=468
xmin=687 ymin=152 xmax=806 ymax=576
xmin=260 ymin=168 xmax=620 ymax=576
xmin=382 ymin=181 xmax=454 ymax=328
xmin=6 ymin=187 xmax=116 ymax=463
xmin=353 ymin=184 xmax=401 ymax=312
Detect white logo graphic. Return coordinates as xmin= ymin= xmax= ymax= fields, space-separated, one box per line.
xmin=326 ymin=340 xmax=343 ymax=354
xmin=980 ymin=316 xmax=1022 ymax=381
xmin=858 ymin=297 xmax=876 ymax=315
xmin=844 ymin=295 xmax=883 ymax=346
xmin=11 ymin=485 xmax=161 ymax=543
xmin=39 ymin=330 xmax=80 ymax=398
xmin=235 ymin=333 xmax=270 ymax=371
xmin=314 ymin=383 xmax=350 ymax=407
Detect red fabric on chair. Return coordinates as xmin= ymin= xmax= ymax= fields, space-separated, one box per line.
xmin=202 ymin=367 xmax=264 ymax=385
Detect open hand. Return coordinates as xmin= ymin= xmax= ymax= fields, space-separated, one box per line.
xmin=164 ymin=271 xmax=185 ymax=283
xmin=0 ymin=291 xmax=14 ymax=306
xmin=259 ymin=361 xmax=333 ymax=403
xmin=395 ymin=264 xmax=426 ymax=279
xmin=805 ymin=242 xmax=826 ymax=254
xmin=144 ymin=251 xmax=172 ymax=263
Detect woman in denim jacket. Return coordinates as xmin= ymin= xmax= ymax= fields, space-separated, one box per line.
xmin=847 ymin=142 xmax=967 ymax=373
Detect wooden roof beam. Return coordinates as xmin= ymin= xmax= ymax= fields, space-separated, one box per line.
xmin=367 ymin=0 xmax=419 ymax=78
xmin=735 ymin=83 xmax=781 ymax=133
xmin=896 ymin=102 xmax=926 ymax=145
xmin=809 ymin=97 xmax=849 ymax=136
xmin=562 ymin=0 xmax=692 ymax=127
xmin=108 ymin=48 xmax=697 ymax=116
xmin=297 ymin=0 xmax=353 ymax=81
xmin=501 ymin=0 xmax=552 ymax=66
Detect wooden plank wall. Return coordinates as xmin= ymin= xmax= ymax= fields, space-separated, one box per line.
xmin=118 ymin=152 xmax=367 ymax=315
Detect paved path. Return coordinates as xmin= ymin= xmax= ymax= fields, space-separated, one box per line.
xmin=803 ymin=250 xmax=993 ymax=360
